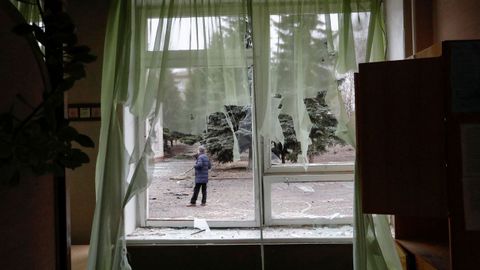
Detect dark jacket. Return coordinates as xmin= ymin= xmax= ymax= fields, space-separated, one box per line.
xmin=194 ymin=154 xmax=211 ymax=184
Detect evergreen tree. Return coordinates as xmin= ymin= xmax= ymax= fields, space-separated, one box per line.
xmin=161 ymin=68 xmax=204 ymax=151
xmin=184 ymin=16 xmax=252 ymax=164
xmin=272 ymin=92 xmax=341 ymax=164
xmin=271 ymin=114 xmax=301 ymax=164
xmin=235 ymin=105 xmax=253 ymax=168
xmin=162 ymin=69 xmax=187 ymax=133
xmin=270 ymin=13 xmax=340 ymax=163
xmin=305 ymin=91 xmax=341 ymax=162
xmin=202 ymin=105 xmax=252 ymax=164
xmin=183 ymin=67 xmax=210 ymax=135
xmin=202 ymin=111 xmax=234 ymax=163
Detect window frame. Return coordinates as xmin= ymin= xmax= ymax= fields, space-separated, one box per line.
xmin=141 ymin=34 xmax=260 ymax=226
xmin=263 ymin=137 xmax=355 ymax=174
xmin=136 ymin=8 xmax=357 ymax=230
xmin=263 ymin=174 xmax=354 ymax=226
xmin=257 ymin=7 xmax=356 ymax=226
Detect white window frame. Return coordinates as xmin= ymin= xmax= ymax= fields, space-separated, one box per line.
xmin=120 ymin=2 xmax=408 ymax=248
xmin=256 ymin=7 xmax=356 ymax=225
xmin=263 ymin=174 xmax=354 ymax=226
xmin=140 ymin=37 xmax=259 ymax=227
xmin=133 ymin=4 xmax=374 ymax=230
xmin=262 ymin=137 xmax=355 ymax=226
xmin=263 ymin=137 xmax=355 ymax=174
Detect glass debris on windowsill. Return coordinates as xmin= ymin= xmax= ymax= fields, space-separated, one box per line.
xmin=127 ymin=225 xmax=353 ymax=242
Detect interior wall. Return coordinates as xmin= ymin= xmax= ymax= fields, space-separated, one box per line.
xmin=402 ymin=0 xmax=434 ymax=55
xmin=413 ymin=0 xmax=434 ymax=52
xmin=0 ymin=2 xmax=56 ymax=268
xmin=408 ymin=0 xmax=480 ymax=54
xmin=385 ymin=0 xmax=405 ymax=60
xmin=128 ymin=244 xmax=353 ymax=270
xmin=0 ymin=176 xmax=57 ymax=270
xmin=66 ymin=0 xmax=109 ymax=244
xmin=432 ymin=0 xmax=480 ymax=43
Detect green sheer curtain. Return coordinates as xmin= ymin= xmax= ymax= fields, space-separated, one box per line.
xmin=88 ymin=0 xmax=250 ymax=269
xmin=251 ymin=1 xmax=401 ymax=269
xmin=89 ymin=0 xmax=401 ymax=269
xmin=328 ymin=2 xmax=403 ymax=269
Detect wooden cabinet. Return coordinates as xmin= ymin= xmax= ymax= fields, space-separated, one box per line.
xmin=355 ymin=40 xmax=480 ymax=270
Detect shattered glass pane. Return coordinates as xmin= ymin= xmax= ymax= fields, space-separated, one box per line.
xmin=271 ymin=181 xmax=353 ymax=219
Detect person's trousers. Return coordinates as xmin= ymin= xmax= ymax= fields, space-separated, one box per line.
xmin=190 ymin=183 xmax=207 ymax=204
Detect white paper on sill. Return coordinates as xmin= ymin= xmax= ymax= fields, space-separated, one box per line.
xmin=325 ymin=213 xmax=341 ymax=220
xmin=193 ymin=218 xmax=211 ymax=232
xmin=296 ymin=185 xmax=315 ymax=193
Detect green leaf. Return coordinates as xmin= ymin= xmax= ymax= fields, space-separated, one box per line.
xmin=43 ymin=107 xmax=57 ymax=130
xmin=0 ymin=113 xmax=14 ymax=133
xmin=71 ymin=149 xmax=90 ymax=163
xmin=58 ymin=126 xmax=79 ymax=142
xmin=73 ymin=53 xmax=97 ymax=63
xmin=61 ymin=148 xmax=89 ymax=169
xmin=31 ymin=24 xmax=46 ymax=46
xmin=45 ymin=163 xmax=64 ymax=176
xmin=57 ymin=77 xmax=76 ymax=92
xmin=44 ymin=13 xmax=75 ymax=37
xmin=31 ymin=162 xmax=48 ymax=175
xmin=8 ymin=171 xmax=20 ymax=186
xmin=4 ymin=10 xmax=97 ymax=185
xmin=64 ymin=61 xmax=83 ymax=73
xmin=65 ymin=64 xmax=86 ymax=80
xmin=12 ymin=23 xmax=34 ymax=35
xmin=0 ymin=142 xmax=13 ymax=159
xmin=65 ymin=45 xmax=91 ymax=55
xmin=47 ymin=32 xmax=77 ymax=46
xmin=0 ymin=159 xmax=17 ymax=186
xmin=74 ymin=134 xmax=95 ymax=148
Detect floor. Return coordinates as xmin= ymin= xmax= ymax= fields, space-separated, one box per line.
xmin=71 ymin=245 xmax=89 ymax=270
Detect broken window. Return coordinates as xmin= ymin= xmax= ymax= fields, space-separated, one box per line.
xmin=85 ymin=0 xmax=393 ymax=268
xmin=132 ymin=2 xmax=372 ymax=230
xmin=142 ymin=12 xmax=257 ymax=226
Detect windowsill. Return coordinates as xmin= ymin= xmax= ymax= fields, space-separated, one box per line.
xmin=126 ymin=225 xmax=353 ymax=245
xmin=264 ymin=162 xmax=355 ymax=175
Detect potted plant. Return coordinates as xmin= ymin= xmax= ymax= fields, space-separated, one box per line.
xmin=0 ymin=0 xmax=95 ymax=268
xmin=1 ymin=0 xmax=96 ymax=185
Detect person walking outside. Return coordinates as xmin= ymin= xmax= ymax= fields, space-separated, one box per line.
xmin=187 ymin=145 xmax=211 ymax=206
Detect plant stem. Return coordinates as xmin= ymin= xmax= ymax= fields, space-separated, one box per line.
xmin=13 ymin=88 xmax=58 ymax=137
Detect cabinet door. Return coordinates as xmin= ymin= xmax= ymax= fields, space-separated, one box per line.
xmin=356 ymin=57 xmax=448 ymax=217
xmin=444 ymin=40 xmax=480 ymax=269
